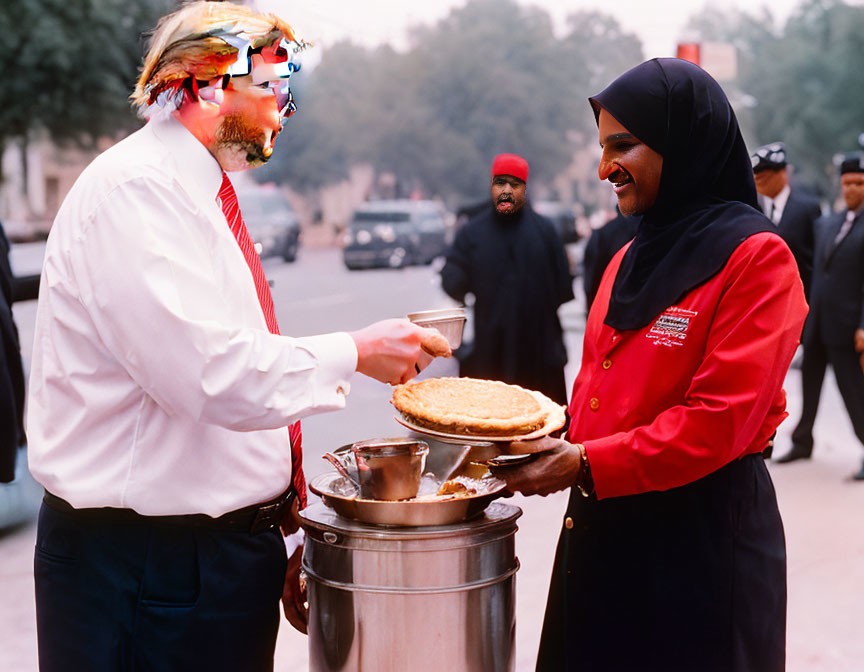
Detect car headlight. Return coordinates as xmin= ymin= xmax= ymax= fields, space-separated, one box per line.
xmin=343 ymin=230 xmax=354 ymax=245
xmin=356 ymin=229 xmax=373 ymax=245
xmin=373 ymin=224 xmax=396 ymax=243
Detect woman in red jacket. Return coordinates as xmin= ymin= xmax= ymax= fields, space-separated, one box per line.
xmin=495 ymin=59 xmax=807 ymax=672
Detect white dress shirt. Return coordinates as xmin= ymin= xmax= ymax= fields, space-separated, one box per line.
xmin=759 ymin=183 xmax=791 ymax=225
xmin=28 ymin=117 xmax=358 ymax=516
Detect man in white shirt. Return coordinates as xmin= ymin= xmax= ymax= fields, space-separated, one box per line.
xmin=28 ymin=4 xmax=443 ymax=670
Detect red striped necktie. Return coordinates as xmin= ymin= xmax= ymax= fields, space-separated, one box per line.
xmin=217 ymin=172 xmax=306 ymax=508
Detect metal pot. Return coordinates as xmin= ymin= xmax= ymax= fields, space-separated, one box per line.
xmin=301 ymin=501 xmax=521 ymax=672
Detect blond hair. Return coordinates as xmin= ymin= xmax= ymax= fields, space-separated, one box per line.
xmin=131 ymin=1 xmax=299 ymax=116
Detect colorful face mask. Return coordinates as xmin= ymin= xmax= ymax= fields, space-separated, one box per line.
xmin=144 ymin=31 xmax=306 ymax=123
xmin=219 ymin=34 xmax=302 ymax=123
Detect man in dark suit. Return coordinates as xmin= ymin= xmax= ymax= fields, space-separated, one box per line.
xmin=779 ymin=154 xmax=864 ymax=479
xmin=751 ymin=142 xmax=821 ymax=299
xmin=582 ymin=207 xmax=639 ymax=313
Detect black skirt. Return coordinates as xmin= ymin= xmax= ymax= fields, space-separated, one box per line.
xmin=536 ymin=454 xmax=786 ymax=672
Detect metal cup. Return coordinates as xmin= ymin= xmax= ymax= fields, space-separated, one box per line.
xmin=351 ymin=438 xmax=429 ymax=500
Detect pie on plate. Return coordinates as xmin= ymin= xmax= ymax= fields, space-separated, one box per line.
xmin=391 ymin=377 xmax=565 ymax=439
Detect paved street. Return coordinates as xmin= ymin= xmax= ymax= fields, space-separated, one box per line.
xmin=2 ymin=243 xmax=863 ymax=671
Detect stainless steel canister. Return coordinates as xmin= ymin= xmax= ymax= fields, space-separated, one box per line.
xmin=301 ymin=501 xmax=522 ymax=672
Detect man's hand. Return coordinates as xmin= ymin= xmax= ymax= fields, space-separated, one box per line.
xmin=490 ymin=437 xmax=583 ymax=497
xmin=282 ymin=543 xmax=308 ymax=634
xmin=349 ymin=319 xmax=443 ymax=385
xmin=855 ymin=328 xmax=864 ymax=353
xmin=280 ymin=494 xmax=301 ymax=536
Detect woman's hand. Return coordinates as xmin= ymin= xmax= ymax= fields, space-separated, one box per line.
xmin=490 ymin=437 xmax=583 ymax=496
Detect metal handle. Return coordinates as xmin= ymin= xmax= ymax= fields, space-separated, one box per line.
xmin=323 ymin=531 xmax=339 ymax=544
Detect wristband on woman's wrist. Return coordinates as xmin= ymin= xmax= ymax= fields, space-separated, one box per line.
xmin=575 ymin=443 xmax=594 ymax=498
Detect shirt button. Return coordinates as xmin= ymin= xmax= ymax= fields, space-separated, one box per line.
xmin=602 ymin=359 xmax=612 ymax=370
xmin=589 ymin=397 xmax=600 ymax=411
xmin=564 ymin=516 xmax=574 ymax=530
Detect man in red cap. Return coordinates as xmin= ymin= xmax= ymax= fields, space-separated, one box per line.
xmin=441 ymin=153 xmax=574 ymax=404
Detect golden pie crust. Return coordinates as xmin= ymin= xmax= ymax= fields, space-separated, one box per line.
xmin=392 ymin=377 xmax=550 ymax=437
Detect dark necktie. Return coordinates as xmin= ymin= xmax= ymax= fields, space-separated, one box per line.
xmin=218 ymin=172 xmax=306 ymax=508
xmin=833 ymin=210 xmax=857 ymax=248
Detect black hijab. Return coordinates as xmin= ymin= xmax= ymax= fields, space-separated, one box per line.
xmin=589 ymin=58 xmax=776 ymax=331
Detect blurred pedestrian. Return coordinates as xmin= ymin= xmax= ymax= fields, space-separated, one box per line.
xmin=782 ymin=154 xmax=864 ymax=478
xmin=751 ymin=141 xmax=820 ymax=299
xmin=493 ymin=59 xmax=806 ymax=672
xmin=27 ymin=4 xmax=442 ymax=671
xmin=582 ymin=206 xmax=638 ymax=312
xmin=440 ymin=153 xmax=574 ymax=404
xmin=0 ymin=220 xmax=38 ymax=485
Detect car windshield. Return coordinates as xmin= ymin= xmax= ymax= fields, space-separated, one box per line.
xmin=352 ymin=212 xmax=411 ymax=225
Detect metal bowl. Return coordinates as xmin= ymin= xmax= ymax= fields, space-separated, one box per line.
xmin=407 ymin=307 xmax=466 ymax=350
xmin=309 ymin=471 xmax=507 ymax=527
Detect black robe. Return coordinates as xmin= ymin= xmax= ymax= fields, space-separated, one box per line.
xmin=441 ymin=204 xmax=574 ymax=404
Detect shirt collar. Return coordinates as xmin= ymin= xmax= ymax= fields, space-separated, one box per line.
xmin=772 ymin=183 xmax=791 ymax=214
xmin=758 ymin=183 xmax=791 ymax=223
xmin=147 ymin=115 xmax=224 ymax=207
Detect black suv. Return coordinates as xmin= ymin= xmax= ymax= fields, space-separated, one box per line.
xmin=343 ymin=200 xmax=450 ymax=270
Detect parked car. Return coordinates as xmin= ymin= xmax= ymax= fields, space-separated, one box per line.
xmin=235 ymin=187 xmax=300 ymax=262
xmin=343 ymin=200 xmax=450 ymax=270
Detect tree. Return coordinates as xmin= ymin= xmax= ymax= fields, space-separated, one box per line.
xmin=259 ymin=0 xmax=643 ymax=208
xmin=0 ymin=0 xmax=177 ymax=171
xmin=686 ymin=0 xmax=864 ymax=195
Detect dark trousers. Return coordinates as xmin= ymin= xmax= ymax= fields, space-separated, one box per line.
xmin=537 ymin=454 xmax=786 ymax=672
xmin=792 ymin=338 xmax=864 ymax=452
xmin=34 ymin=501 xmax=288 ymax=672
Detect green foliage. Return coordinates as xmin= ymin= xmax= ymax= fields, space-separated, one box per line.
xmin=258 ymin=0 xmax=643 ymax=204
xmin=686 ymin=0 xmax=864 ymax=195
xmin=0 ymin=0 xmax=177 ymax=152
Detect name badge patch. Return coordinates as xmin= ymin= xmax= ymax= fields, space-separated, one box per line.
xmin=646 ymin=307 xmax=698 ymax=347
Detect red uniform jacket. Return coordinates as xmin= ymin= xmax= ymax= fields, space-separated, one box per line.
xmin=568 ymin=232 xmax=808 ymax=500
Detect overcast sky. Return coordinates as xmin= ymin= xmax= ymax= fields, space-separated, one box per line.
xmin=256 ymin=0 xmax=835 ymax=59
